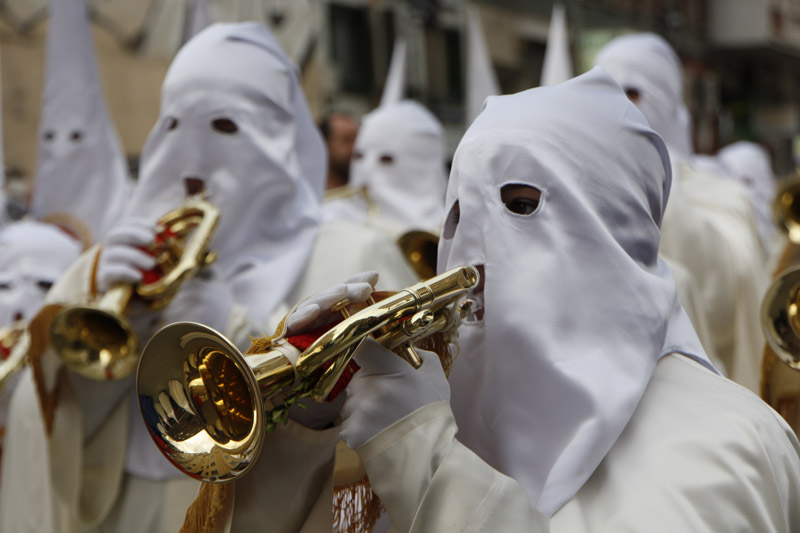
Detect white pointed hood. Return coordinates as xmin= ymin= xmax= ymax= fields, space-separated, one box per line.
xmin=465 ymin=5 xmax=500 ymax=125
xmin=31 ymin=0 xmax=129 ymax=246
xmin=717 ymin=141 xmax=777 ymax=253
xmin=594 ymin=33 xmax=693 ymax=160
xmin=186 ymin=0 xmax=212 ymax=40
xmin=125 ymin=23 xmax=326 ymax=324
xmin=540 ymin=2 xmax=573 ymax=86
xmin=380 ymin=39 xmax=406 ymax=108
xmin=350 ymin=101 xmax=447 ymax=233
xmin=0 ymin=221 xmax=81 ymax=326
xmin=442 ymin=68 xmax=712 ymax=516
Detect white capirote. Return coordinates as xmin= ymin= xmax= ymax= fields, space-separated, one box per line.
xmin=439 ymin=67 xmax=712 ymax=515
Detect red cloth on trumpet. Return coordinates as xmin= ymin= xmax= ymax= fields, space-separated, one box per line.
xmin=285 ymin=324 xmax=360 ymax=402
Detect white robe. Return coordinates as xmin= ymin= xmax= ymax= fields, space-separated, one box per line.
xmin=359 ymin=354 xmax=800 ymax=531
xmin=0 ymin=247 xmax=240 ymax=533
xmin=660 ymin=162 xmax=768 ymax=392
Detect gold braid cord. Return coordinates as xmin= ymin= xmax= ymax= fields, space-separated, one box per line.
xmin=180 ymin=483 xmax=233 ymax=533
xmin=28 ymin=304 xmax=66 ymax=436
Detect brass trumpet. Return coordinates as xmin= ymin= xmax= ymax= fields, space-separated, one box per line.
xmin=136 ymin=265 xmax=479 ymax=483
xmin=774 ymin=177 xmax=800 ymax=243
xmin=49 ymin=196 xmax=219 ymax=381
xmin=762 ymin=265 xmax=800 ymax=370
xmin=0 ymin=320 xmax=29 ymax=393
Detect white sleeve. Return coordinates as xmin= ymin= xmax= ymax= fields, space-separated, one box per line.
xmin=357 ymin=402 xmax=549 ymax=532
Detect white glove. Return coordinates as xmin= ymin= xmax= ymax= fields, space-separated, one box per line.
xmin=96 ymin=221 xmax=157 ymax=293
xmin=284 ymin=271 xmax=379 ymax=429
xmin=340 ymin=339 xmax=451 ymax=450
xmin=159 ymin=270 xmax=234 ymax=333
xmin=286 ymin=271 xmax=379 ymax=334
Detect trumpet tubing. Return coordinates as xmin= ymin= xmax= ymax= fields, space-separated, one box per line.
xmin=136 ymin=265 xmax=479 ymax=482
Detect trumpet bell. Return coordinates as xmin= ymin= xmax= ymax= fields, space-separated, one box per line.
xmin=774 ymin=178 xmax=800 ymax=243
xmin=397 ymin=230 xmax=439 ymax=280
xmin=762 ymin=266 xmax=800 ymax=370
xmin=137 ymin=321 xmax=265 ymax=482
xmin=50 ymin=305 xmax=139 ymax=381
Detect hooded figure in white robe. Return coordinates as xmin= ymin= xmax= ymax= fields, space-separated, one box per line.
xmin=324 ymin=101 xmax=447 ymax=236
xmin=31 ymin=0 xmax=130 ymax=246
xmin=0 ymin=221 xmax=81 ymax=445
xmin=0 ymin=22 xmax=416 ymax=533
xmin=324 ymin=67 xmax=800 ymax=532
xmin=595 ymin=33 xmax=769 ymax=392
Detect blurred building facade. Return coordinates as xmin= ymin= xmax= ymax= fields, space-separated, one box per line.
xmin=1 ymin=0 xmax=800 ymax=189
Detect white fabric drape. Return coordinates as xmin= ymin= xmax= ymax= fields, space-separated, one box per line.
xmin=440 ymin=68 xmax=711 ymax=515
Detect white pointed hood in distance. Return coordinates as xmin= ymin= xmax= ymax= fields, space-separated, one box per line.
xmin=349 ymin=100 xmax=447 ymax=233
xmin=540 ymin=2 xmax=573 ymax=86
xmin=31 ymin=0 xmax=130 ymax=246
xmin=465 ymin=5 xmax=500 ymax=125
xmin=717 ymin=141 xmax=778 ymax=252
xmin=379 ymin=39 xmax=406 ymax=108
xmin=126 ymin=22 xmax=326 ymax=324
xmin=441 ymin=67 xmax=712 ymax=516
xmin=594 ymin=32 xmax=693 ymax=160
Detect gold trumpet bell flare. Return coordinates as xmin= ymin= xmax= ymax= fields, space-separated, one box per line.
xmin=137 ymin=321 xmax=264 ymax=483
xmin=763 ymin=266 xmax=800 ymax=370
xmin=50 ymin=306 xmax=139 ymax=380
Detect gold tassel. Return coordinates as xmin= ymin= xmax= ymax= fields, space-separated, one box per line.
xmin=28 ymin=304 xmax=66 ymax=436
xmin=180 ymin=482 xmax=233 ymax=533
xmin=332 ymin=474 xmax=382 ymax=533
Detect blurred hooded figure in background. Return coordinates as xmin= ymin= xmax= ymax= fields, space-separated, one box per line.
xmin=285 ymin=68 xmax=800 ymax=532
xmin=717 ymin=141 xmax=781 ymax=261
xmin=323 ymin=100 xmax=448 ymax=236
xmin=0 ymin=222 xmax=81 ymax=456
xmin=595 ymin=33 xmax=769 ymax=393
xmin=30 ymin=0 xmax=130 ymax=246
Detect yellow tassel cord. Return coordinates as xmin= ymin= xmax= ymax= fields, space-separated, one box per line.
xmin=180 ymin=482 xmax=233 ymax=533
xmin=28 ymin=304 xmax=66 ymax=436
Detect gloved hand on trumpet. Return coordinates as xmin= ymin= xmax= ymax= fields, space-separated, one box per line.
xmin=96 ymin=219 xmax=233 ymax=335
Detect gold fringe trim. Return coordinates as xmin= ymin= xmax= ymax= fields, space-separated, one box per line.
xmin=333 ymin=474 xmax=382 ymax=533
xmin=180 ymin=482 xmax=233 ymax=533
xmin=28 ymin=304 xmax=66 ymax=436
